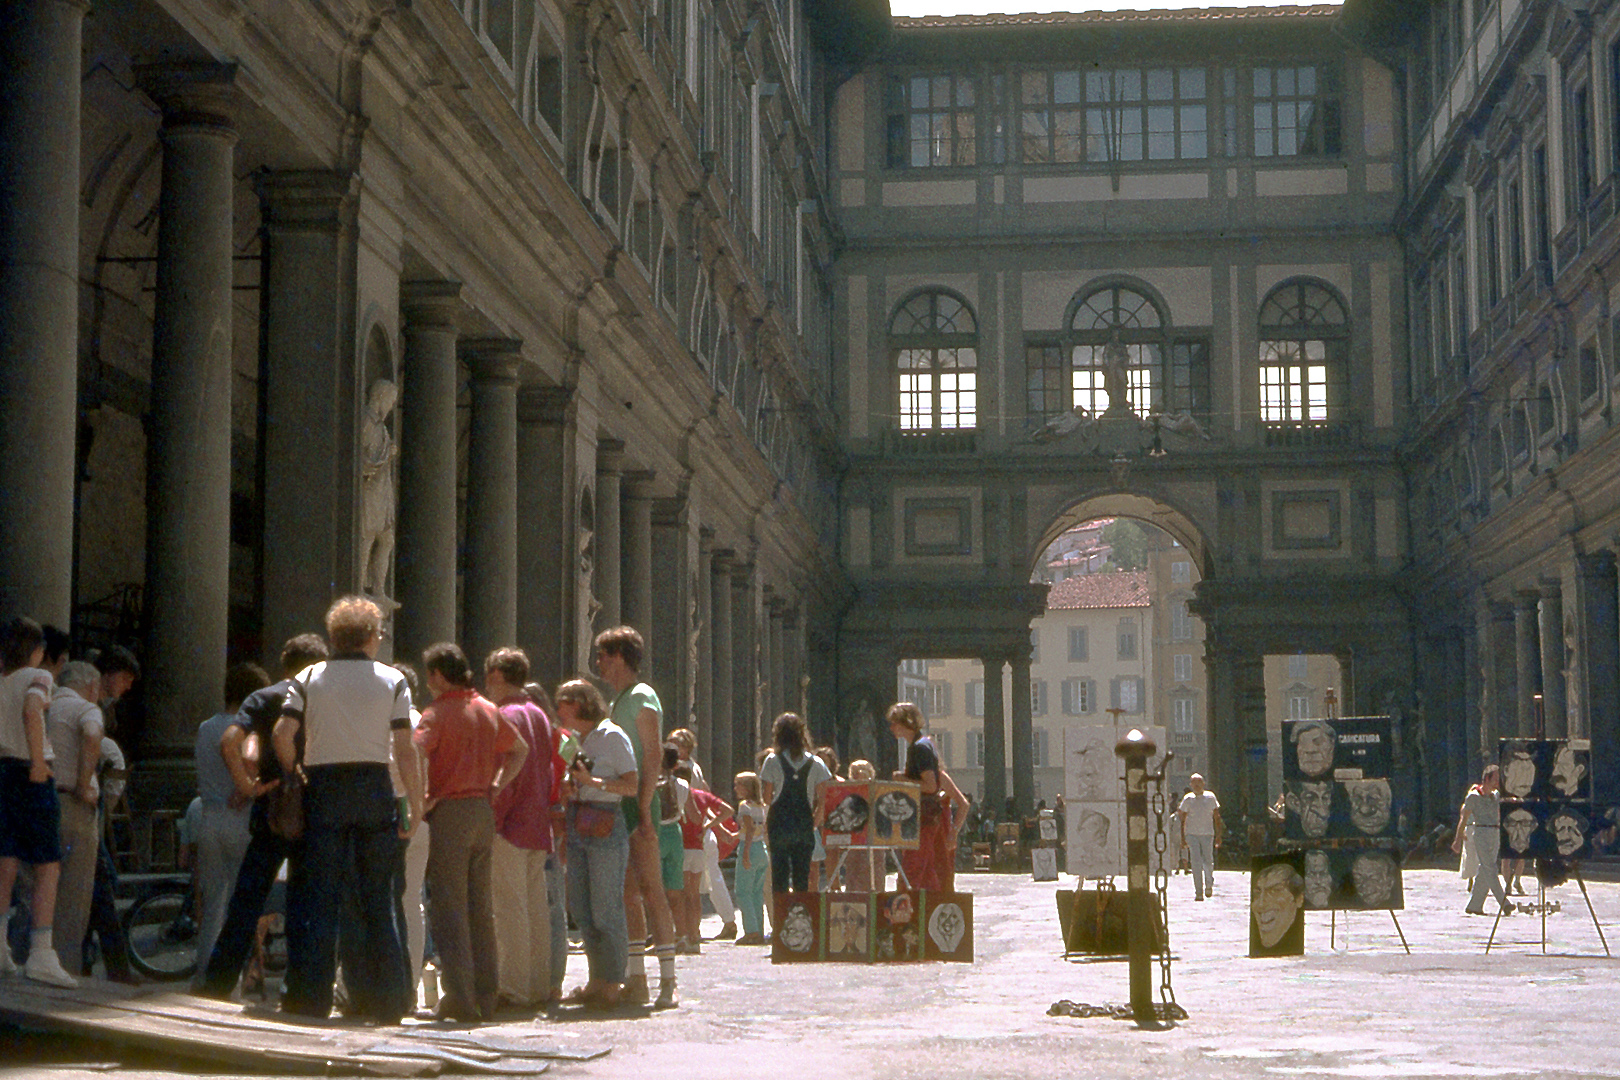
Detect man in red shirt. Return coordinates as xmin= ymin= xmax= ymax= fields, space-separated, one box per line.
xmin=414 ymin=643 xmax=527 ymax=1021
xmin=484 ymin=647 xmax=557 ymax=1011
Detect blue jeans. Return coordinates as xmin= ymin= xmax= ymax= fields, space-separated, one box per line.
xmin=283 ymin=764 xmax=408 ymax=1021
xmin=734 ymin=840 xmax=768 ymax=937
xmin=566 ymin=806 xmax=629 ymax=985
xmin=546 ymin=852 xmax=567 ymax=996
xmin=203 ymin=813 xmax=296 ymax=997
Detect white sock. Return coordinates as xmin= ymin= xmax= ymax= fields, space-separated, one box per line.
xmin=30 ymin=926 xmax=54 ymax=957
xmin=624 ymin=940 xmax=645 ymax=982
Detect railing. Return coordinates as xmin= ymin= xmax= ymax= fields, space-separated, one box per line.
xmin=1260 ymin=421 xmax=1360 ymax=449
xmin=885 ymin=429 xmax=979 ymax=454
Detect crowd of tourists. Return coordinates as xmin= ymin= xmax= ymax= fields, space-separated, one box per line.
xmin=0 ymin=598 xmax=972 ymax=1022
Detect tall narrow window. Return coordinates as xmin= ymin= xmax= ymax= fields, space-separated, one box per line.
xmin=1571 ymin=83 xmax=1595 ymax=213
xmin=891 ymin=290 xmax=978 ymax=431
xmin=1480 ymin=199 xmax=1501 ymax=314
xmin=1533 ymin=144 xmax=1552 ymax=271
xmin=1507 ymin=177 xmax=1525 ymax=283
xmin=1258 ymin=279 xmax=1349 ymax=423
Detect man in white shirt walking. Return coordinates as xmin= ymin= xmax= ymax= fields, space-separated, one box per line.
xmin=1177 ymin=773 xmax=1222 ymax=902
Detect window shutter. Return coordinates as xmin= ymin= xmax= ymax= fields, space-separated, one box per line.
xmin=1110 ymin=677 xmax=1121 ymax=709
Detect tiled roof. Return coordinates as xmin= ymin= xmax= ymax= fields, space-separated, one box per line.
xmin=1046 ymin=570 xmax=1151 ymax=610
xmin=894 ymin=5 xmax=1340 ymax=30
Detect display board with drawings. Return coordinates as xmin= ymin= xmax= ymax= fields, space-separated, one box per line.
xmin=1498 ymin=738 xmax=1593 ymax=860
xmin=1276 ymin=716 xmax=1403 ymax=912
xmin=1280 ymin=717 xmax=1396 ymax=842
xmin=770 ymin=890 xmax=973 ymax=963
xmin=1062 ymin=725 xmax=1169 ymax=879
xmin=821 ymin=780 xmax=922 ymax=850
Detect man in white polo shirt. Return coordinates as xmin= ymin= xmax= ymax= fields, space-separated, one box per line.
xmin=1177 ymin=773 xmax=1222 ymax=902
xmin=273 ymin=596 xmax=423 ymax=1024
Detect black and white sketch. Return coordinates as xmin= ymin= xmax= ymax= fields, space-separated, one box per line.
xmin=871 ymin=783 xmax=921 ymax=848
xmin=1550 ymin=744 xmax=1590 ymax=800
xmin=1284 ymin=779 xmax=1336 ymax=840
xmin=1548 ymin=805 xmax=1591 ymax=860
xmin=1065 ymin=803 xmax=1122 ymax=877
xmin=825 ymin=899 xmax=869 ymax=959
xmin=1286 ymin=720 xmax=1337 ymax=780
xmin=1031 ymin=846 xmax=1058 ymax=881
xmin=1347 ymin=850 xmax=1403 ymax=910
xmin=1344 ymin=778 xmax=1393 ymax=837
xmin=922 ymin=893 xmax=973 ymax=962
xmin=1302 ymin=849 xmax=1333 ymax=909
xmin=1501 ymin=805 xmax=1539 ymax=857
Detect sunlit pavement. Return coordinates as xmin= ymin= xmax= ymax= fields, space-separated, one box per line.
xmin=14 ymin=867 xmax=1620 ymax=1079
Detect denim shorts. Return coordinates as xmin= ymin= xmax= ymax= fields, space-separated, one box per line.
xmin=0 ymin=758 xmax=63 ymax=864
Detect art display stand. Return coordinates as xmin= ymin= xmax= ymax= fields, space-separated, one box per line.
xmin=826 ymin=844 xmax=912 ymax=891
xmin=1484 ymin=869 xmax=1611 ymax=957
xmin=1326 ymin=908 xmax=1410 ymax=954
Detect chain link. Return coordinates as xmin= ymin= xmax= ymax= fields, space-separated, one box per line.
xmin=1149 ymin=771 xmax=1177 ymax=1014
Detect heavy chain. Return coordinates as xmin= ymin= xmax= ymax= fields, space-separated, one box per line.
xmin=1149 ymin=768 xmax=1178 ymax=1016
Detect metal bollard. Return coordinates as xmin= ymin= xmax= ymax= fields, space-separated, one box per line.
xmin=1115 ymin=728 xmax=1161 ymax=1030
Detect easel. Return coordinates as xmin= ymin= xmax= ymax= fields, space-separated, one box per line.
xmin=825 ymin=844 xmax=912 ymax=891
xmin=1484 ymin=869 xmax=1611 ymax=957
xmin=1481 ymin=694 xmax=1611 ymax=957
xmin=1327 ymin=908 xmax=1411 ymax=954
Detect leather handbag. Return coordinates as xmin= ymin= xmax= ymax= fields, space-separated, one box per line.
xmin=572 ymin=800 xmax=620 ymax=839
xmin=268 ymin=764 xmax=306 ymax=840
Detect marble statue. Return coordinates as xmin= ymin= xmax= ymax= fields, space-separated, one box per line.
xmin=360 ymin=378 xmax=399 ymax=608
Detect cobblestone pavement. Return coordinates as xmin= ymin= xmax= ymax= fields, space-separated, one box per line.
xmin=7 ymin=867 xmax=1620 ymax=1079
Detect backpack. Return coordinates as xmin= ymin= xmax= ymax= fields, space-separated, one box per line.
xmin=766 ymin=753 xmax=813 ymax=839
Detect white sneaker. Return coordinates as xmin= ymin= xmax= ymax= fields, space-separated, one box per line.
xmin=0 ymin=945 xmax=15 ymax=976
xmin=25 ymin=950 xmax=78 ymax=988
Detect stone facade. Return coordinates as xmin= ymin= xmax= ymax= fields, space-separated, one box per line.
xmin=11 ymin=0 xmax=1613 ymax=836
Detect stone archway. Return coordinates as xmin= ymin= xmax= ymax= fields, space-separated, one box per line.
xmin=1029 ymin=491 xmax=1214 ymax=582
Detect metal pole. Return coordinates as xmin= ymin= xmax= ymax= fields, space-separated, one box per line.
xmin=1116 ymin=727 xmax=1161 ymax=1029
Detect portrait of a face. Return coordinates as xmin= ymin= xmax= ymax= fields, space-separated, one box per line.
xmin=1550 ymin=746 xmax=1588 ymax=799
xmin=825 ymin=793 xmax=870 ymax=835
xmin=1292 ymin=722 xmax=1336 ymax=779
xmin=1031 ymin=846 xmax=1059 ymax=881
xmin=1302 ymin=850 xmax=1333 ymax=909
xmin=1349 ymin=852 xmax=1399 ymax=909
xmin=780 ymin=902 xmax=815 ymax=953
xmin=883 ymin=892 xmax=915 ymax=925
xmin=1551 ymin=809 xmax=1589 ymax=858
xmin=1288 ymin=780 xmax=1333 ymax=839
xmin=872 ymin=785 xmax=920 ymax=845
xmin=826 ymin=900 xmax=868 ymax=957
xmin=1069 ymin=807 xmax=1117 ymax=876
xmin=1501 ymin=750 xmax=1537 ymax=799
xmin=1070 ymin=737 xmax=1115 ymax=802
xmin=1345 ymin=778 xmax=1392 ymax=836
xmin=1251 ymin=860 xmax=1305 ymax=955
xmin=1502 ymin=807 xmax=1538 ymax=855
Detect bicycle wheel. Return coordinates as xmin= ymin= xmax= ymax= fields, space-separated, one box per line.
xmin=123 ymin=885 xmax=197 ymax=981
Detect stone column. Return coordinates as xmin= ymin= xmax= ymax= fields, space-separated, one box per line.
xmin=1480 ymin=600 xmax=1516 ymax=768
xmin=732 ymin=562 xmax=759 ymax=748
xmin=1576 ymin=552 xmax=1620 ymax=799
xmin=395 ymin=282 xmax=462 ymax=666
xmin=1203 ymin=641 xmax=1241 ymax=805
xmin=0 ymin=0 xmax=88 ymax=624
xmin=257 ymin=170 xmax=361 ymax=662
xmin=515 ymin=385 xmax=576 ymax=687
xmin=460 ymin=340 xmax=521 ymax=668
xmin=710 ymin=550 xmax=735 ymax=788
xmin=770 ymin=600 xmax=788 ymax=722
xmin=1010 ymin=647 xmax=1034 ymax=819
xmin=1538 ymin=579 xmax=1566 ymax=736
xmin=621 ymin=473 xmax=655 ymax=636
xmin=1236 ymin=648 xmax=1268 ymax=821
xmin=695 ymin=530 xmax=715 ymax=770
xmin=650 ymin=493 xmax=690 ymax=728
xmin=786 ymin=607 xmax=805 ymax=718
xmin=981 ymin=656 xmax=1007 ymax=819
xmin=1513 ymin=590 xmax=1542 ymax=736
xmin=593 ymin=442 xmax=624 ymax=632
xmin=136 ymin=63 xmax=238 ymax=753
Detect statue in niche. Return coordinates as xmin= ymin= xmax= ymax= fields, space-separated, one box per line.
xmin=1100 ymin=329 xmax=1133 ymax=416
xmin=360 ymin=378 xmax=399 ymax=610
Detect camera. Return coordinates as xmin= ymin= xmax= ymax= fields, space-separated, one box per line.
xmin=571 ymin=752 xmax=594 ymax=775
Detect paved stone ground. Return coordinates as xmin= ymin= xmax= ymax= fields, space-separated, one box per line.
xmin=7 ymin=867 xmax=1620 ymax=1079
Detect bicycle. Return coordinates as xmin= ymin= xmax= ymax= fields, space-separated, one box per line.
xmin=121 ymin=874 xmax=196 ymax=981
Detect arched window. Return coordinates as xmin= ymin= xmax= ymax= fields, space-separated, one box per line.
xmin=891 ymin=290 xmax=978 ymax=431
xmin=1026 ymin=278 xmax=1209 ymax=429
xmin=1258 ymin=279 xmax=1349 ymax=423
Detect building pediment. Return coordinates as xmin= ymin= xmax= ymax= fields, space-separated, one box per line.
xmin=1504 ymin=72 xmax=1545 ymax=129
xmin=1548 ymin=8 xmax=1592 ymax=68
xmin=1463 ymin=137 xmax=1495 ymax=189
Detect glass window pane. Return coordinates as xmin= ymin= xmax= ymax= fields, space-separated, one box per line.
xmin=1181 ymin=67 xmax=1206 ymax=99
xmin=1054 ymin=70 xmax=1081 ymax=104
xmin=955 ymin=114 xmax=976 ymax=165
xmin=1254 ymin=104 xmax=1273 ymax=156
xmin=1022 ymin=74 xmax=1047 ymax=104
xmin=1147 ymin=69 xmax=1174 ymax=100
xmin=1086 ymin=71 xmax=1110 ymax=102
xmin=956 ymin=76 xmax=974 ymax=107
xmin=1278 ymin=68 xmax=1295 ymax=96
xmin=1118 ymin=70 xmax=1141 ymax=100
xmin=1298 ymin=66 xmax=1315 ymax=95
xmin=912 ymin=76 xmax=931 ymax=106
xmin=1254 ymin=68 xmax=1272 ymax=97
xmin=931 ymin=76 xmax=950 ymax=106
xmin=1086 ymin=109 xmax=1110 ymax=162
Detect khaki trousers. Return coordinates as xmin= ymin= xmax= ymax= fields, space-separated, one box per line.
xmin=54 ymin=797 xmax=99 ymax=973
xmin=425 ymin=797 xmax=497 ymax=1019
xmin=490 ymin=835 xmax=550 ymax=1005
